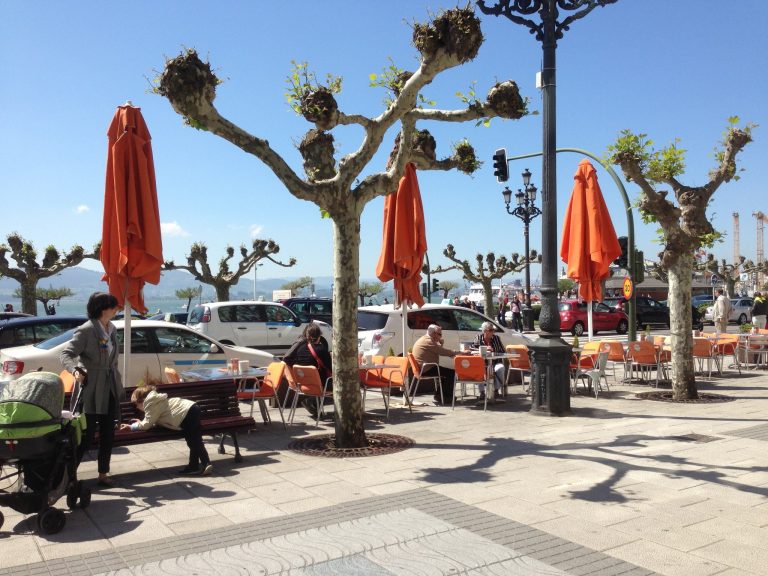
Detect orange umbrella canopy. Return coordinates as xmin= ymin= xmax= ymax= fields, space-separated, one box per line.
xmin=375 ymin=163 xmax=427 ymax=307
xmin=101 ymin=105 xmax=163 ymax=314
xmin=560 ymin=159 xmax=621 ymax=301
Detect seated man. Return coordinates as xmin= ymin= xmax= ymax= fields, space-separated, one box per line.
xmin=412 ymin=324 xmax=457 ymax=405
xmin=473 ymin=321 xmax=506 ymax=401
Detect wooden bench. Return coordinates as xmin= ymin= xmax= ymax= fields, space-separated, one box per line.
xmin=67 ymin=379 xmax=256 ymax=463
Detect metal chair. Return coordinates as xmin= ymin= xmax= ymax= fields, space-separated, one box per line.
xmin=574 ymin=351 xmax=610 ymax=398
xmin=361 ymin=356 xmax=411 ymax=419
xmin=407 ymin=352 xmax=443 ymax=405
xmin=692 ymin=337 xmax=721 ymax=378
xmin=452 ymin=355 xmax=491 ymax=411
xmin=505 ymin=344 xmax=532 ymax=394
xmin=283 ymin=364 xmax=332 ymax=427
xmin=236 ymin=361 xmax=286 ymax=427
xmin=625 ymin=340 xmax=661 ymax=386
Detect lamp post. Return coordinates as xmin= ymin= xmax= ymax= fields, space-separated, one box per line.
xmin=478 ymin=0 xmax=616 ymax=416
xmin=503 ymin=168 xmax=541 ymax=331
xmin=253 ymin=262 xmax=263 ymax=300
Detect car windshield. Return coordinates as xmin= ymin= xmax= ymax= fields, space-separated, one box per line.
xmin=357 ymin=311 xmax=389 ymax=331
xmin=35 ymin=328 xmax=77 ymax=350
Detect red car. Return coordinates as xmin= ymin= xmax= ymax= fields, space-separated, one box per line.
xmin=559 ymin=299 xmax=629 ymax=336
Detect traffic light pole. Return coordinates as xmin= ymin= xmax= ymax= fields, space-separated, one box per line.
xmin=505 ymin=147 xmax=637 ymax=342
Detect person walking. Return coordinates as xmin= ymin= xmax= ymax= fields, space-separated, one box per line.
xmin=60 ymin=292 xmax=123 ymax=488
xmin=511 ymin=296 xmax=523 ymax=332
xmin=751 ymin=292 xmax=767 ymax=329
xmin=713 ymin=289 xmax=731 ymax=334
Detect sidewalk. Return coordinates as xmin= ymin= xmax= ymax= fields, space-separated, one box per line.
xmin=1 ymin=367 xmax=767 ymax=575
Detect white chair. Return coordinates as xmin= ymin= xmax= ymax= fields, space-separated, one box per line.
xmin=575 ymin=351 xmax=610 ymax=398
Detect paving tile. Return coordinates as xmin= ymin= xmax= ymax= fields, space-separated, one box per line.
xmin=607 ymin=540 xmax=726 ymax=576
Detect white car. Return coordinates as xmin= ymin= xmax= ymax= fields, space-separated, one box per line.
xmin=357 ymin=304 xmax=530 ymax=370
xmin=187 ymin=301 xmax=332 ymax=356
xmin=704 ymin=298 xmax=753 ymax=325
xmin=0 ymin=320 xmax=273 ymax=387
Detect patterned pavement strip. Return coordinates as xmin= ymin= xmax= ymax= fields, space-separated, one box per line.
xmin=0 ymin=489 xmax=652 ymax=576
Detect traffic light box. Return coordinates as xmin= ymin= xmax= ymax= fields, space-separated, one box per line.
xmin=634 ymin=250 xmax=644 ymax=284
xmin=614 ymin=236 xmax=628 ymax=269
xmin=432 ymin=278 xmax=440 ymax=293
xmin=492 ymin=148 xmax=508 ymax=182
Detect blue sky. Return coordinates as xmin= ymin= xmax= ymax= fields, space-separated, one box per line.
xmin=1 ymin=1 xmax=766 ymax=286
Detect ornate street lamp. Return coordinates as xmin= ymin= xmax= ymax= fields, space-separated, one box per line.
xmin=503 ymin=168 xmax=541 ymax=330
xmin=478 ymin=0 xmax=617 ymax=416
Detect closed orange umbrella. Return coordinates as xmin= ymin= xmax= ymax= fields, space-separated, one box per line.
xmin=560 ymin=159 xmax=621 ymax=303
xmin=101 ymin=105 xmax=163 ymax=315
xmin=375 ymin=163 xmax=427 ymax=308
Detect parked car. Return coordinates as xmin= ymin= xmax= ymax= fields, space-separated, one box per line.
xmin=558 ymin=300 xmax=629 ymax=336
xmin=281 ymin=297 xmax=333 ymax=325
xmin=187 ymin=301 xmax=332 ymax=355
xmin=148 ymin=311 xmax=188 ymax=324
xmin=692 ymin=294 xmax=714 ymax=306
xmin=357 ymin=304 xmax=529 ymax=370
xmin=704 ymin=298 xmax=753 ymax=325
xmin=0 ymin=312 xmax=32 ymax=321
xmin=604 ymin=296 xmax=670 ymax=328
xmin=0 ymin=319 xmax=273 ymax=387
xmin=0 ymin=315 xmax=87 ymax=350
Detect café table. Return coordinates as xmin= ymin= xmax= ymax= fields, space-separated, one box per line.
xmin=179 ymin=365 xmax=269 ymax=421
xmin=471 ymin=351 xmax=519 ymax=401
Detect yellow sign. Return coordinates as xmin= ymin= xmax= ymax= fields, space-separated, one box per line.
xmin=622 ymin=276 xmax=634 ymax=300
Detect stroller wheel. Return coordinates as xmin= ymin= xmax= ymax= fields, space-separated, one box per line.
xmin=66 ymin=484 xmax=79 ymax=510
xmin=37 ymin=507 xmax=66 ymax=535
xmin=79 ymin=485 xmax=92 ymax=509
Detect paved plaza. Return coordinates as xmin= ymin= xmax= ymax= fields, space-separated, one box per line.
xmin=1 ymin=366 xmax=767 ymax=575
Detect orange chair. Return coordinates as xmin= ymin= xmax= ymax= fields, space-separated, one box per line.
xmin=164 ymin=366 xmax=183 ymax=383
xmin=362 ymin=356 xmax=411 ymax=419
xmin=625 ymin=340 xmax=661 ymax=386
xmin=505 ymin=344 xmax=531 ymax=394
xmin=599 ymin=340 xmax=627 ymax=383
xmin=237 ymin=361 xmax=286 ymax=427
xmin=692 ymin=338 xmax=721 ymax=377
xmin=452 ymin=355 xmax=490 ymax=410
xmin=407 ymin=352 xmax=443 ymax=405
xmin=283 ymin=364 xmax=333 ymax=427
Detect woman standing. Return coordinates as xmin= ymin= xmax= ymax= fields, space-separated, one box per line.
xmin=60 ymin=292 xmax=123 ymax=487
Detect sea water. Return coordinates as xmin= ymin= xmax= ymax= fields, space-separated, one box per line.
xmin=2 ymin=298 xmax=192 ymax=318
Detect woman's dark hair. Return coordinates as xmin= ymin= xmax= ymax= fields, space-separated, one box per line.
xmin=302 ymin=322 xmax=322 ymax=341
xmin=87 ymin=292 xmax=119 ymax=320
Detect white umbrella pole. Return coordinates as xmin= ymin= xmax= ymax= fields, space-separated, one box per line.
xmin=587 ymin=300 xmax=593 ymax=342
xmin=402 ymin=305 xmax=407 ymax=358
xmin=123 ymin=301 xmax=131 ymax=388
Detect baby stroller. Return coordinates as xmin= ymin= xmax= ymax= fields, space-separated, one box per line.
xmin=0 ymin=371 xmax=90 ymax=534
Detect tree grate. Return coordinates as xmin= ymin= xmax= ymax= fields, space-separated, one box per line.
xmin=287 ymin=433 xmax=414 ymax=457
xmin=671 ymin=433 xmax=721 ymax=443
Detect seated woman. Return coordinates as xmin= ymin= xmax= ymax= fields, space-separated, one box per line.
xmin=283 ymin=322 xmax=333 ymax=417
xmin=473 ymin=321 xmax=506 ymax=401
xmin=121 ymin=384 xmax=212 ymax=476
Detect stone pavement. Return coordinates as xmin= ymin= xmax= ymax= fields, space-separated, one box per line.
xmin=1 ymin=366 xmax=767 ymax=576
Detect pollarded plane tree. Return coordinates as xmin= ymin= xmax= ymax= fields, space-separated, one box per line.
xmin=358 ymin=281 xmax=385 ymax=306
xmin=699 ymin=253 xmax=745 ymax=298
xmin=607 ymin=118 xmax=753 ymax=400
xmin=0 ymin=233 xmax=99 ymax=315
xmin=155 ymin=7 xmax=528 ymax=448
xmin=163 ymin=239 xmax=296 ymax=302
xmin=433 ymin=243 xmax=540 ymax=316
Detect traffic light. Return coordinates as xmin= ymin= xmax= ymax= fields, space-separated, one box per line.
xmin=634 ymin=250 xmax=644 ymax=284
xmin=432 ymin=278 xmax=440 ymax=293
xmin=492 ymin=148 xmax=508 ymax=182
xmin=614 ymin=236 xmax=628 ymax=269
xmin=421 ymin=282 xmax=428 ymax=297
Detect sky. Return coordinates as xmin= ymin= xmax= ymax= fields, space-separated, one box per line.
xmin=1 ymin=0 xmax=766 ymax=288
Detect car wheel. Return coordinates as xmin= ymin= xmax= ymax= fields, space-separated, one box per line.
xmin=738 ymin=313 xmax=747 ymax=325
xmin=616 ymin=319 xmax=629 ymax=335
xmin=572 ymin=322 xmax=585 ymax=336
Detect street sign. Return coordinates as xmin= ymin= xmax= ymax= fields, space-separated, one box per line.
xmin=710 ymin=274 xmax=718 ymax=285
xmin=622 ymin=276 xmax=634 ymax=300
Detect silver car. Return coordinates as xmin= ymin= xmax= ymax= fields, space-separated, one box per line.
xmin=0 ymin=320 xmax=273 ymax=387
xmin=704 ymin=298 xmax=753 ymax=325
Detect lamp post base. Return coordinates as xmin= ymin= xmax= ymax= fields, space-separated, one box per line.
xmin=528 ymin=335 xmax=572 ymax=416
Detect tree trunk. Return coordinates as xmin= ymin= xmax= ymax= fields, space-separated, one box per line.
xmin=215 ymin=284 xmax=231 ymax=302
xmin=331 ymin=213 xmax=367 ymax=448
xmin=482 ymin=278 xmax=495 ymax=318
xmin=20 ymin=279 xmax=37 ymax=315
xmin=667 ymin=256 xmax=698 ymax=400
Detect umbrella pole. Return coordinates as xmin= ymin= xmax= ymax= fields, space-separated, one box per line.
xmin=587 ymin=300 xmax=593 ymax=342
xmin=123 ymin=301 xmax=132 ymax=387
